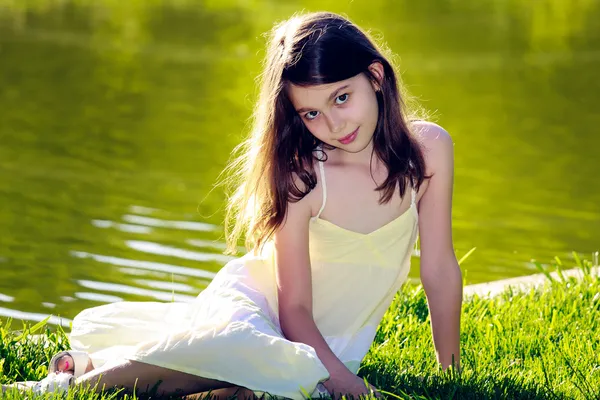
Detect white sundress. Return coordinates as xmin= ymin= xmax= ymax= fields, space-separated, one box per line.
xmin=69 ymin=156 xmax=420 ymax=399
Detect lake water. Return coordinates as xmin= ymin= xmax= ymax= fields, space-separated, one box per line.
xmin=0 ymin=0 xmax=599 ymax=325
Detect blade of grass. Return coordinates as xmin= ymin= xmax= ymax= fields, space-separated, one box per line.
xmin=457 ymin=247 xmax=476 ymax=266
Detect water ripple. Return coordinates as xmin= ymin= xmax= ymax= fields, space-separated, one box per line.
xmin=0 ymin=306 xmax=71 ymax=327
xmin=0 ymin=293 xmax=15 ymax=302
xmin=92 ymin=219 xmax=153 ymax=234
xmin=126 ymin=240 xmax=234 ymax=264
xmin=75 ymin=292 xmax=124 ymax=303
xmin=77 ymin=280 xmax=196 ymax=303
xmin=122 ymin=214 xmax=219 ymax=232
xmin=70 ymin=250 xmax=217 ymax=280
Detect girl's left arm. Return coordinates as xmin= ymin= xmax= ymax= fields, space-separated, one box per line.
xmin=414 ymin=121 xmax=463 ymax=371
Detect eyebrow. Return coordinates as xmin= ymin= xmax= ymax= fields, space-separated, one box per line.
xmin=295 ymin=84 xmax=351 ymax=113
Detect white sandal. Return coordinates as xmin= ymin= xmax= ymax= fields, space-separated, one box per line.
xmin=48 ymin=350 xmax=91 ymax=378
xmin=32 ymin=372 xmax=75 ymax=394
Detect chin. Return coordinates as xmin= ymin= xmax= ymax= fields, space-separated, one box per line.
xmin=341 ymin=136 xmax=374 ymax=153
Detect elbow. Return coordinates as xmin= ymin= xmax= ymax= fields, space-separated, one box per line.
xmin=420 ymin=260 xmax=462 ymax=292
xmin=278 ymin=303 xmax=313 ymax=332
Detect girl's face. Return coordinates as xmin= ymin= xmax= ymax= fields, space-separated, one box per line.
xmin=287 ymin=63 xmax=383 ymax=155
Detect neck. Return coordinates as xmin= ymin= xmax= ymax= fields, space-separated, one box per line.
xmin=330 ymin=137 xmax=378 ymax=167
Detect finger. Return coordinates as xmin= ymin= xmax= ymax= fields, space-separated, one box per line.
xmin=368 ymin=384 xmax=381 ymax=398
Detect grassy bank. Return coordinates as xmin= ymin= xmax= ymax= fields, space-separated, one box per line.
xmin=1 ymin=255 xmax=599 ymax=399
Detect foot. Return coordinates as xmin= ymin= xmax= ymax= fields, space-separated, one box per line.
xmin=35 ymin=372 xmax=75 ymax=394
xmin=50 ymin=351 xmax=95 ymax=377
xmin=54 ymin=354 xmax=75 ymax=375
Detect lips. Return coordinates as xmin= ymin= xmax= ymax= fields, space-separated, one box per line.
xmin=338 ymin=127 xmax=359 ymax=145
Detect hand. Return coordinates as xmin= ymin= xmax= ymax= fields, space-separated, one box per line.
xmin=322 ymin=371 xmax=381 ymax=399
xmin=368 ymin=383 xmax=381 ymax=398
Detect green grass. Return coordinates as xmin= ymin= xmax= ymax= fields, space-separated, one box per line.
xmin=1 ymin=255 xmax=599 ymax=399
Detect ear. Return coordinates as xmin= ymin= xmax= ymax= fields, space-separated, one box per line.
xmin=368 ymin=61 xmax=385 ymax=91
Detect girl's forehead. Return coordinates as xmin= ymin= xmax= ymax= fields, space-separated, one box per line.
xmin=287 ymin=76 xmax=361 ymax=106
xmin=290 ymin=80 xmax=348 ymax=92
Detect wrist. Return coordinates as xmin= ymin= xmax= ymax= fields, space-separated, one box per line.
xmin=324 ymin=366 xmax=353 ymax=380
xmin=318 ymin=355 xmax=351 ymax=378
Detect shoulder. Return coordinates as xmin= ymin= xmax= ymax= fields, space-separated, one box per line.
xmin=411 ymin=120 xmax=453 ymax=152
xmin=288 ymin=169 xmax=321 ymax=219
xmin=410 ymin=120 xmax=454 ymax=175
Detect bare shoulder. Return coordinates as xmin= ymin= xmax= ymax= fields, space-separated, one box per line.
xmin=288 ymin=170 xmax=321 ymax=219
xmin=411 ymin=120 xmax=453 ymax=151
xmin=410 ymin=120 xmax=454 ymax=175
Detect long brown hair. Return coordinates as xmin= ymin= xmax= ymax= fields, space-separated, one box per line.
xmin=223 ymin=11 xmax=429 ymax=255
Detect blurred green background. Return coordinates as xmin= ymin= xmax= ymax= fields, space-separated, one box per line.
xmin=0 ymin=0 xmax=598 ymax=325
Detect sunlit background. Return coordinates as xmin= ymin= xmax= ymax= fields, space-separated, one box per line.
xmin=0 ymin=0 xmax=599 ymax=326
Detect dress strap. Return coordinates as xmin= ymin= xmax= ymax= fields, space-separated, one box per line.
xmin=410 ymin=182 xmax=419 ymax=220
xmin=315 ymin=156 xmax=327 ymax=219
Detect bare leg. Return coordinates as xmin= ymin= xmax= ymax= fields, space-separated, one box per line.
xmin=76 ymin=358 xmax=235 ymax=397
xmin=184 ymin=387 xmax=263 ymax=400
xmin=3 ymin=379 xmax=258 ymax=400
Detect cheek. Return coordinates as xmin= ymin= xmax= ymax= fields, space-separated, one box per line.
xmin=347 ymin=96 xmax=376 ymax=121
xmin=360 ymin=95 xmax=379 ymax=124
xmin=304 ymin=120 xmax=327 ymax=140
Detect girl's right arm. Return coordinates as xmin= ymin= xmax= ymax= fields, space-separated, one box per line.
xmin=274 ymin=194 xmax=348 ymax=376
xmin=274 ymin=192 xmax=376 ymax=397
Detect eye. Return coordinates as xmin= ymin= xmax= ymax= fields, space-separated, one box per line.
xmin=304 ymin=111 xmax=320 ymax=120
xmin=335 ymin=93 xmax=349 ymax=104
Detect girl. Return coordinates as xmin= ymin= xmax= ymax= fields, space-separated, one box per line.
xmin=3 ymin=11 xmax=462 ymax=400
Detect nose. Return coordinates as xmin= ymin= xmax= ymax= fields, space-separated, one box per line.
xmin=324 ymin=110 xmax=345 ymax=134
